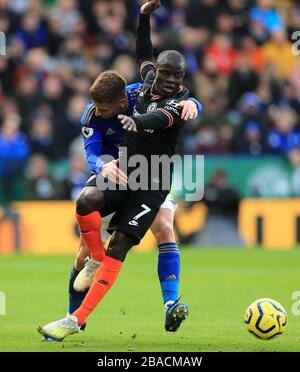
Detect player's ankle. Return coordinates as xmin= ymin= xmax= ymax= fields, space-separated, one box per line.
xmin=164 ymin=300 xmax=175 ymax=311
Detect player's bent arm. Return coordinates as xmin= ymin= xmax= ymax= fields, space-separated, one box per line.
xmin=134 ymin=111 xmax=172 ymax=130
xmin=136 ymin=13 xmax=155 ymax=80
xmin=137 ymin=1 xmax=161 ymax=69
xmin=87 ymin=156 xmax=105 ymax=175
xmin=85 ymin=142 xmax=105 ymax=174
xmin=119 ymin=99 xmax=187 ymax=131
xmin=119 ymin=104 xmax=179 ymax=131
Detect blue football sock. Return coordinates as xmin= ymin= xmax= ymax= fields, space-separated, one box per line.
xmin=158 ymin=242 xmax=180 ymax=305
xmin=68 ymin=267 xmax=89 ymax=314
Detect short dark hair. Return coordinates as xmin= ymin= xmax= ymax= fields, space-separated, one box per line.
xmin=90 ymin=70 xmax=127 ymax=103
xmin=157 ymin=50 xmax=185 ymax=70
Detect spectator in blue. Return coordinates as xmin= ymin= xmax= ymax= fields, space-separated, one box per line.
xmin=62 ymin=153 xmax=89 ymax=201
xmin=238 ymin=92 xmax=263 ymax=121
xmin=267 ymin=105 xmax=300 ymax=154
xmin=249 ymin=0 xmax=283 ymax=35
xmin=237 ymin=121 xmax=266 ymax=156
xmin=0 ymin=113 xmax=29 ymax=200
xmin=15 ymin=10 xmax=48 ymax=51
xmin=29 ymin=115 xmax=58 ymax=160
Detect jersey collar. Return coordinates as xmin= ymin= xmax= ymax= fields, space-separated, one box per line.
xmin=149 ymin=84 xmax=183 ymax=101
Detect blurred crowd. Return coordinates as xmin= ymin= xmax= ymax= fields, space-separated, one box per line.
xmin=0 ymin=0 xmax=300 ymax=202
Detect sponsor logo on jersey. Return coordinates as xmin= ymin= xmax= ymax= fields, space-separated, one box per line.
xmin=82 ymin=126 xmax=94 ymax=139
xmin=165 ymin=99 xmax=181 ymax=116
xmin=165 ymin=105 xmax=180 ymax=116
xmin=167 ymin=100 xmax=181 ymax=107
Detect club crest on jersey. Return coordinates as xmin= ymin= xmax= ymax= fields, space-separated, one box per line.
xmin=147 ymin=102 xmax=157 ymax=112
xmin=82 ymin=126 xmax=94 ymax=139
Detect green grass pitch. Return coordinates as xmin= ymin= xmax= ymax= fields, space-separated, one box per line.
xmin=0 ymin=248 xmax=300 ymax=352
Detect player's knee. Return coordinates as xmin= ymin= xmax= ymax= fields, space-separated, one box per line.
xmin=106 ymin=232 xmax=136 ymax=262
xmin=76 ymin=188 xmax=105 ymax=215
xmin=153 ymin=219 xmax=175 ymax=244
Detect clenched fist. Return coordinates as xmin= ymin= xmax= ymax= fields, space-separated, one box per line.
xmin=141 ymin=0 xmax=161 ymax=15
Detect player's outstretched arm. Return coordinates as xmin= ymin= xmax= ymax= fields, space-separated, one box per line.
xmin=118 ymin=99 xmax=202 ymax=131
xmin=119 ymin=99 xmax=183 ymax=131
xmin=136 ymin=1 xmax=160 ymax=80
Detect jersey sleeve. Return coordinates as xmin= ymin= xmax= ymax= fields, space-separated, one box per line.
xmin=136 ymin=13 xmax=155 ymax=81
xmin=188 ymin=97 xmax=203 ymax=114
xmin=81 ymin=101 xmax=104 ymax=174
xmin=133 ymin=99 xmax=184 ymax=130
xmin=126 ymin=83 xmax=143 ymax=113
xmin=85 ymin=141 xmax=105 ymax=174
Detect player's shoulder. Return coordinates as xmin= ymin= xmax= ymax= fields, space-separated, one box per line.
xmin=163 ymin=87 xmax=188 ymax=107
xmin=81 ymin=100 xmax=96 ymax=127
xmin=174 ymin=85 xmax=189 ymax=100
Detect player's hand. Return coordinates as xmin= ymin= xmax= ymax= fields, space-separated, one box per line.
xmin=180 ymin=100 xmax=199 ymax=121
xmin=118 ymin=114 xmax=138 ymax=132
xmin=140 ymin=0 xmax=161 ymax=15
xmin=101 ymin=159 xmax=128 ymax=186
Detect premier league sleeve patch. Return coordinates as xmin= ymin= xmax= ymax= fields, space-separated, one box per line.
xmin=82 ymin=126 xmax=94 ymax=139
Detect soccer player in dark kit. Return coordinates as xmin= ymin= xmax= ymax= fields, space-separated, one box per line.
xmin=38 ymin=0 xmax=202 ymax=341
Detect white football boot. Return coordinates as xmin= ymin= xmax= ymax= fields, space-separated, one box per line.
xmin=37 ymin=315 xmax=80 ymax=341
xmin=73 ymin=258 xmax=101 ymax=292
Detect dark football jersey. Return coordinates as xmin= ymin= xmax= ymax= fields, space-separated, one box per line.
xmin=123 ymin=66 xmax=189 ymax=160
xmin=120 ymin=65 xmax=189 ymax=192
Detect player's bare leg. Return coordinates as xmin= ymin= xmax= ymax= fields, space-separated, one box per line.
xmin=73 ymin=237 xmax=101 ymax=293
xmin=151 ymin=198 xmax=189 ymax=332
xmin=151 ymin=207 xmax=176 ymax=244
xmin=75 ymin=237 xmax=90 ymax=272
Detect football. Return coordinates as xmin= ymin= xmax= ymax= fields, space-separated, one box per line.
xmin=244 ymin=298 xmax=288 ymax=339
